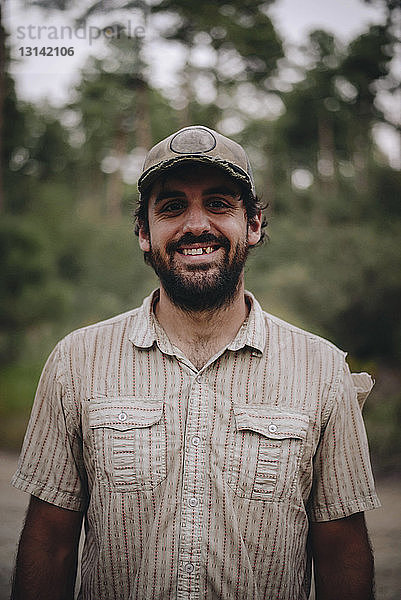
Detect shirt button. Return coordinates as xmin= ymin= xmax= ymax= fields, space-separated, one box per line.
xmin=191 ymin=436 xmax=201 ymax=446
xmin=185 ymin=562 xmax=195 ymax=574
xmin=188 ymin=497 xmax=198 ymax=507
xmin=118 ymin=412 xmax=127 ymax=422
xmin=268 ymin=423 xmax=278 ymax=433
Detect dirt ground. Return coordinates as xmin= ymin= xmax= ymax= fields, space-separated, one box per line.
xmin=0 ymin=450 xmax=400 ymax=600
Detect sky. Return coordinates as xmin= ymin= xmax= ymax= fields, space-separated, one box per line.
xmin=3 ymin=0 xmax=400 ymax=166
xmin=4 ymin=0 xmax=389 ymax=104
xmin=270 ymin=0 xmax=387 ymax=44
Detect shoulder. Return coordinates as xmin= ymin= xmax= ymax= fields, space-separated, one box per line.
xmin=43 ymin=306 xmax=145 ymax=394
xmin=67 ymin=307 xmax=140 ymax=338
xmin=259 ymin=308 xmax=348 ymax=388
xmin=55 ymin=306 xmax=142 ymax=359
xmin=263 ymin=310 xmax=345 ymax=356
xmin=247 ymin=291 xmax=347 ymax=375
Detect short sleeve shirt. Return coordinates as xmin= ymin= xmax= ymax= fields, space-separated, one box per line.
xmin=12 ymin=291 xmax=380 ymax=600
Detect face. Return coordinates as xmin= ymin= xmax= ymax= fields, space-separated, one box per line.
xmin=139 ymin=165 xmax=261 ymax=312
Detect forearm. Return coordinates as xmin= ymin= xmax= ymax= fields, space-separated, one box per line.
xmin=311 ymin=512 xmax=375 ymax=600
xmin=11 ymin=528 xmax=79 ymax=600
xmin=11 ymin=496 xmax=83 ymax=600
xmin=314 ymin=544 xmax=374 ymax=600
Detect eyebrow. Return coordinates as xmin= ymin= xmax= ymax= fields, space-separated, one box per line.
xmin=154 ymin=190 xmax=186 ymax=205
xmin=203 ymin=186 xmax=241 ymax=198
xmin=154 ymin=186 xmax=241 ymax=205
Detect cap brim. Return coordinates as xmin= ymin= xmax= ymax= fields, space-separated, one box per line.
xmin=138 ymin=155 xmax=255 ymax=196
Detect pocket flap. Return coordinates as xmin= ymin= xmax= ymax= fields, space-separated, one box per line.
xmin=233 ymin=405 xmax=309 ymax=440
xmin=88 ymin=397 xmax=163 ymax=431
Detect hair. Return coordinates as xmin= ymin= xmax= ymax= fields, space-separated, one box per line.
xmin=134 ymin=163 xmax=268 ymax=246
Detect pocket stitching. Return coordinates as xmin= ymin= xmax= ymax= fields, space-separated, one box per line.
xmin=228 ymin=407 xmax=309 ymax=501
xmin=88 ymin=397 xmax=167 ymax=492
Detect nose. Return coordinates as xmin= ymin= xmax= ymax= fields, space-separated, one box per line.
xmin=182 ymin=204 xmax=211 ymax=236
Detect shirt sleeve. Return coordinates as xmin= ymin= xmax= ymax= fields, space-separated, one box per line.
xmin=11 ymin=341 xmax=88 ymax=512
xmin=308 ymin=360 xmax=381 ymax=522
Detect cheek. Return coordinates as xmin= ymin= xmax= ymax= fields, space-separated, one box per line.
xmin=150 ymin=216 xmax=181 ymax=240
xmin=217 ymin=212 xmax=246 ymax=232
xmin=225 ymin=220 xmax=249 ymax=243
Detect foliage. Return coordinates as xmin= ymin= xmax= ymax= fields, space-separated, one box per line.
xmin=0 ymin=361 xmax=43 ymax=449
xmin=0 ymin=214 xmax=72 ymax=362
xmin=153 ymin=0 xmax=283 ymax=83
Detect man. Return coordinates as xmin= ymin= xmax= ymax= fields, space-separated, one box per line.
xmin=11 ymin=126 xmax=380 ymax=600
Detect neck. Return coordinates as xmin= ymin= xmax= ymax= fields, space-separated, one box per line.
xmin=154 ymin=279 xmax=249 ymax=361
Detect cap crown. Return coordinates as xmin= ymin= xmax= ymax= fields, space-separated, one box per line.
xmin=138 ymin=126 xmax=255 ymax=195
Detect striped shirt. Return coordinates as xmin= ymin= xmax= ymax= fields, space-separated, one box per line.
xmin=12 ymin=290 xmax=380 ymax=600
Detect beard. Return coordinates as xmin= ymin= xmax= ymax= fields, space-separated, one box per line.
xmin=146 ymin=232 xmax=249 ymax=312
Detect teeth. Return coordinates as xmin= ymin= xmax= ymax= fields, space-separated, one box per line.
xmin=182 ymin=247 xmax=214 ymax=255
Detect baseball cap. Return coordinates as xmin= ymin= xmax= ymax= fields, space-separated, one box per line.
xmin=138 ymin=125 xmax=256 ymax=197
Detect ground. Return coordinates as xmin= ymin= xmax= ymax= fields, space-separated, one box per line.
xmin=0 ymin=450 xmax=400 ymax=599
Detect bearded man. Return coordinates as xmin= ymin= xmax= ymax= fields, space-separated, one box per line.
xmin=11 ymin=126 xmax=380 ymax=600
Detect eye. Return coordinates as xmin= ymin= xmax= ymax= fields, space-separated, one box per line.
xmin=207 ymin=198 xmax=231 ymax=211
xmin=160 ymin=200 xmax=185 ymax=213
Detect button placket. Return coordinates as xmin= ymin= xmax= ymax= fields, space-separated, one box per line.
xmin=176 ymin=377 xmax=206 ymax=599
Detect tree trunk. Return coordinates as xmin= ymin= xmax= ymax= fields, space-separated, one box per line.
xmin=315 ymin=113 xmax=337 ymax=225
xmin=0 ymin=3 xmax=6 ymax=213
xmin=133 ymin=77 xmax=152 ymax=149
xmin=106 ymin=120 xmax=127 ymax=219
xmin=317 ymin=113 xmax=337 ymax=189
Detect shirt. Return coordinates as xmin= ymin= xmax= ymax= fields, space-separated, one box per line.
xmin=12 ymin=290 xmax=380 ymax=600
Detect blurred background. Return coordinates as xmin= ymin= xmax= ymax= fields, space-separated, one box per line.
xmin=0 ymin=0 xmax=400 ymax=597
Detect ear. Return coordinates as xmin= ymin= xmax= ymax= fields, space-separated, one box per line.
xmin=247 ymin=210 xmax=262 ymax=247
xmin=138 ymin=224 xmax=151 ymax=252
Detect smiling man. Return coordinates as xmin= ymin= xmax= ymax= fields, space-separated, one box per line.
xmin=141 ymin=166 xmax=255 ymax=312
xmin=11 ymin=126 xmax=380 ymax=600
xmin=136 ymin=161 xmax=261 ymax=369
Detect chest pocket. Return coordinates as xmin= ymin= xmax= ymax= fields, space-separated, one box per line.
xmin=88 ymin=397 xmax=167 ymax=492
xmin=227 ymin=405 xmax=309 ymax=501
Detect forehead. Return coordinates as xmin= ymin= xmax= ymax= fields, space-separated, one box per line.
xmin=148 ymin=163 xmax=242 ymax=199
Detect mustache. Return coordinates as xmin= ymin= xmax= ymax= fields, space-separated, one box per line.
xmin=166 ymin=233 xmax=230 ymax=254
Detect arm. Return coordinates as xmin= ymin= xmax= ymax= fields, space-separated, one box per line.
xmin=310 ymin=512 xmax=375 ymax=600
xmin=11 ymin=495 xmax=84 ymax=600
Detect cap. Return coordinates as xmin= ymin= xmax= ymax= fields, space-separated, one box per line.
xmin=138 ymin=125 xmax=255 ymax=197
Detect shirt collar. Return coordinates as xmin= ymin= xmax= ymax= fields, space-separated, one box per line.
xmin=129 ymin=290 xmax=160 ymax=349
xmin=226 ymin=291 xmax=266 ymax=355
xmin=129 ymin=289 xmax=266 ymax=355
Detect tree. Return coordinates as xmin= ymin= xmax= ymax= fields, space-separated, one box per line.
xmin=0 ymin=1 xmax=12 ymax=213
xmin=268 ymin=24 xmax=395 ymax=214
xmin=0 ymin=215 xmax=73 ymax=364
xmin=246 ymin=22 xmax=401 ymax=362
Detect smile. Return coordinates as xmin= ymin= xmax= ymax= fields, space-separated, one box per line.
xmin=179 ymin=246 xmax=218 ymax=256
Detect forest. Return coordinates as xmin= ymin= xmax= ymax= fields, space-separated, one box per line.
xmin=1 ymin=0 xmax=400 ymax=474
